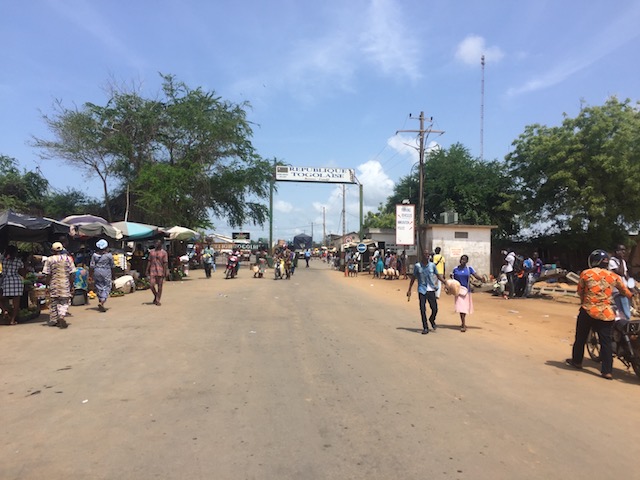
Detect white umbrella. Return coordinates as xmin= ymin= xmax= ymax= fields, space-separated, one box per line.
xmin=166 ymin=226 xmax=199 ymax=241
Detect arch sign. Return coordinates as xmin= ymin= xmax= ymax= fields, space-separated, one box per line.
xmin=276 ymin=166 xmax=356 ymax=184
xmin=270 ymin=165 xmax=359 ymax=250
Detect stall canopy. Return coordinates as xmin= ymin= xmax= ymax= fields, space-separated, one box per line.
xmin=62 ymin=214 xmax=123 ymax=240
xmin=110 ymin=221 xmax=163 ymax=240
xmin=166 ymin=226 xmax=199 ymax=241
xmin=70 ymin=223 xmax=123 ymax=240
xmin=0 ymin=210 xmax=70 ymax=243
xmin=61 ymin=214 xmax=109 ymax=225
xmin=293 ymin=233 xmax=313 ymax=250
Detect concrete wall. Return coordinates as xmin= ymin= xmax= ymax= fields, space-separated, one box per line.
xmin=426 ymin=225 xmax=495 ymax=276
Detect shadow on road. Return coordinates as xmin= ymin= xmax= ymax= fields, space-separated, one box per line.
xmin=546 ymin=359 xmax=640 ymax=384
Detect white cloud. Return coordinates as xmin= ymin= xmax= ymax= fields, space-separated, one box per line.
xmin=359 ymin=0 xmax=422 ymax=81
xmin=387 ymin=134 xmax=441 ymax=166
xmin=230 ymin=0 xmax=421 ymax=104
xmin=507 ymin=5 xmax=640 ymax=97
xmin=455 ymin=35 xmax=504 ymax=66
xmin=357 ymin=159 xmax=395 ymax=210
xmin=274 ymin=200 xmax=294 ymax=213
xmin=46 ymin=0 xmax=146 ymax=70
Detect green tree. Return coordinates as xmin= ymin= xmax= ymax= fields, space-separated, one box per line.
xmin=42 ymin=188 xmax=103 ymax=220
xmin=384 ymin=144 xmax=514 ymax=236
xmin=32 ymin=102 xmax=117 ymax=220
xmin=0 ymin=155 xmax=49 ymax=214
xmin=33 ymin=74 xmax=275 ymax=229
xmin=362 ymin=208 xmax=396 ymax=229
xmin=505 ymin=97 xmax=640 ymax=247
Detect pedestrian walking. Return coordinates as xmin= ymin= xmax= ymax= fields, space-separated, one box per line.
xmin=147 ymin=240 xmax=169 ymax=306
xmin=566 ymin=249 xmax=632 ymax=380
xmin=202 ymin=243 xmax=215 ymax=278
xmin=42 ymin=242 xmax=76 ymax=329
xmin=407 ymin=250 xmax=446 ymax=335
xmin=433 ymin=247 xmax=445 ymax=297
xmin=89 ymin=239 xmax=115 ymax=312
xmin=0 ymin=245 xmax=26 ymax=325
xmin=452 ymin=254 xmax=485 ymax=332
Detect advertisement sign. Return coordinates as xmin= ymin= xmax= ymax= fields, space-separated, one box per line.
xmin=232 ymin=232 xmax=251 ymax=241
xmin=275 ymin=166 xmax=356 ymax=184
xmin=395 ymin=204 xmax=415 ymax=246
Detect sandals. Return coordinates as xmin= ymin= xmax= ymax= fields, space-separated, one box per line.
xmin=460 ymin=326 xmax=467 ymax=332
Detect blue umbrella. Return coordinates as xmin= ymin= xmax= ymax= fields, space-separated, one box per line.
xmin=110 ymin=221 xmax=162 ymax=240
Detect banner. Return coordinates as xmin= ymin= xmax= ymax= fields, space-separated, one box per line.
xmin=275 ymin=166 xmax=356 ymax=184
xmin=395 ymin=204 xmax=415 ymax=245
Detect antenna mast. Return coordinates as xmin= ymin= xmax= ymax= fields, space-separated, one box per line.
xmin=480 ymin=54 xmax=485 ymax=161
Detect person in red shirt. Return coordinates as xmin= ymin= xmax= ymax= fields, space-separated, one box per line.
xmin=566 ymin=249 xmax=633 ymax=379
xmin=146 ymin=240 xmax=168 ymax=306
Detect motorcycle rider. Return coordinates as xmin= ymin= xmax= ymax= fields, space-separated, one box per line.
xmin=609 ymin=244 xmax=631 ymax=320
xmin=566 ymin=249 xmax=633 ymax=380
xmin=226 ymin=251 xmax=239 ymax=278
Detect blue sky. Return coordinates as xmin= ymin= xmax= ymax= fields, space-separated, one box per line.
xmin=2 ymin=0 xmax=640 ymax=243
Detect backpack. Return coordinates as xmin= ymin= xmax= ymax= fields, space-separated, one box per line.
xmin=513 ymin=254 xmax=524 ymax=272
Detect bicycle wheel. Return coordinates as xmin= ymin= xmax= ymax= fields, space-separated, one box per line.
xmin=586 ymin=328 xmax=601 ymax=362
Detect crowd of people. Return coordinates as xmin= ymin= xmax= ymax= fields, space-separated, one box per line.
xmin=0 ymin=237 xmax=172 ymax=329
xmin=3 ymin=238 xmax=638 ymax=382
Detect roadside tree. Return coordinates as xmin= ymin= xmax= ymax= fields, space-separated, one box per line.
xmin=506 ymin=97 xmax=640 ymax=247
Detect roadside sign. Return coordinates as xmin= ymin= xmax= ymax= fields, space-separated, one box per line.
xmin=357 ymin=243 xmax=367 ymax=253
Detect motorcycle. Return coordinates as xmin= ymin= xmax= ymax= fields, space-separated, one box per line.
xmin=225 ymin=254 xmax=238 ymax=279
xmin=274 ymin=258 xmax=284 ymax=280
xmin=587 ymin=319 xmax=640 ymax=378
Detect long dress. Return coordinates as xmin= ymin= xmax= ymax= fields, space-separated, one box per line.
xmin=375 ymin=257 xmax=384 ymax=277
xmin=453 ymin=265 xmax=476 ymax=314
xmin=1 ymin=257 xmax=24 ymax=297
xmin=90 ymin=252 xmax=114 ymax=303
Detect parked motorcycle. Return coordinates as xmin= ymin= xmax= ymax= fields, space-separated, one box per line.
xmin=587 ymin=319 xmax=640 ymax=378
xmin=225 ymin=254 xmax=238 ymax=279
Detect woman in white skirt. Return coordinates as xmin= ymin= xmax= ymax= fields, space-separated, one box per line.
xmin=452 ymin=255 xmax=485 ymax=332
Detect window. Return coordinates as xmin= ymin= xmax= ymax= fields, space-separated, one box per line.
xmin=454 ymin=231 xmax=468 ymax=239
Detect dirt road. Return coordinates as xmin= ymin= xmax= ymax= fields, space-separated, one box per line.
xmin=2 ymin=260 xmax=639 ymax=479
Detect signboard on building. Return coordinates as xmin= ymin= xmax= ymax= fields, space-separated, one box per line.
xmin=395 ymin=204 xmax=415 ymax=245
xmin=275 ymin=166 xmax=356 ymax=184
xmin=232 ymin=232 xmax=251 ymax=241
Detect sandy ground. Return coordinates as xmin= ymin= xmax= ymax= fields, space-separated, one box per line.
xmin=1 ymin=259 xmax=639 ymax=479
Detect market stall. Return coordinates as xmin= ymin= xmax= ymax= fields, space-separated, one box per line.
xmin=0 ymin=210 xmax=72 ymax=323
xmin=63 ymin=214 xmax=123 ymax=240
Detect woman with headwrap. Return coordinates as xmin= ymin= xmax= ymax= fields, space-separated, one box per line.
xmin=89 ymin=239 xmax=115 ymax=312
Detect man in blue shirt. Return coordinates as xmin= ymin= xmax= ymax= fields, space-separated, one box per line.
xmin=407 ymin=250 xmax=447 ymax=335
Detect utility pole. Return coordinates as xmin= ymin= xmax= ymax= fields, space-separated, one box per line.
xmin=342 ymin=184 xmax=346 ymax=275
xmin=397 ymin=112 xmax=444 ymax=263
xmin=323 ymin=207 xmax=326 ymax=246
xmin=269 ymin=159 xmax=275 ymax=252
